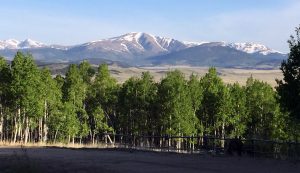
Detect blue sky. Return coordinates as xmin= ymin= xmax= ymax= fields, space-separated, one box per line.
xmin=0 ymin=0 xmax=299 ymax=52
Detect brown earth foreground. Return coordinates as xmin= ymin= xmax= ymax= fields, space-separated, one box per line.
xmin=0 ymin=147 xmax=298 ymax=173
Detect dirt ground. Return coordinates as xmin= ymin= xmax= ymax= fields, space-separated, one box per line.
xmin=0 ymin=147 xmax=298 ymax=173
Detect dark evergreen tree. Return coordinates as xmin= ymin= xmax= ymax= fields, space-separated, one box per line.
xmin=276 ymin=26 xmax=300 ymax=140
xmin=0 ymin=57 xmax=11 ymax=141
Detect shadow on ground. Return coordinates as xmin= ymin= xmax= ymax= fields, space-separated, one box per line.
xmin=0 ymin=147 xmax=299 ymax=173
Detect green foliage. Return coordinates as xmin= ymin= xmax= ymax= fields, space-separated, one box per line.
xmin=118 ymin=72 xmax=157 ymax=135
xmin=187 ymin=74 xmax=204 ymax=134
xmin=91 ymin=64 xmax=118 ymax=109
xmin=188 ymin=74 xmax=203 ymax=114
xmin=198 ymin=67 xmax=227 ymax=136
xmin=0 ymin=52 xmax=295 ymax=144
xmin=62 ymin=63 xmax=92 ymax=139
xmin=276 ymin=25 xmax=300 ymax=140
xmin=245 ymin=76 xmax=284 ymax=139
xmin=48 ymin=103 xmax=66 ymax=140
xmin=40 ymin=68 xmax=62 ymax=115
xmin=63 ymin=64 xmax=86 ymax=106
xmin=11 ymin=53 xmax=36 ymax=103
xmin=79 ymin=60 xmax=95 ymax=84
xmin=277 ymin=26 xmax=300 ymax=121
xmin=91 ymin=107 xmax=113 ymax=134
xmin=54 ymin=74 xmax=64 ymax=91
xmin=10 ymin=52 xmax=43 ymax=122
xmin=118 ymin=77 xmax=139 ymax=134
xmin=62 ymin=102 xmax=79 ymax=139
xmin=158 ymin=70 xmax=196 ymax=136
xmin=87 ymin=64 xmax=118 ymax=134
xmin=0 ymin=57 xmax=11 ymax=107
xmin=227 ymin=83 xmax=247 ymax=137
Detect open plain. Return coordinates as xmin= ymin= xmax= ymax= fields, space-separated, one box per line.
xmin=106 ymin=66 xmax=282 ymax=87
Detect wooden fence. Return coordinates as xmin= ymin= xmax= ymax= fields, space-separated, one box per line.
xmin=94 ymin=133 xmax=300 ymax=161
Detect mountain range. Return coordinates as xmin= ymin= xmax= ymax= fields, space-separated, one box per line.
xmin=0 ymin=32 xmax=287 ymax=68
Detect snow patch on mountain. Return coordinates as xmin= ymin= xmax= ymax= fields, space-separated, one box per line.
xmin=18 ymin=39 xmax=46 ymax=48
xmin=226 ymin=42 xmax=282 ymax=55
xmin=0 ymin=39 xmax=45 ymax=49
xmin=0 ymin=39 xmax=20 ymax=49
xmin=183 ymin=41 xmax=209 ymax=47
xmin=0 ymin=33 xmax=284 ymax=57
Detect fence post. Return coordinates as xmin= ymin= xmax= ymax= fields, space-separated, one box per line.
xmin=113 ymin=133 xmax=115 ymax=147
xmin=288 ymin=141 xmax=291 ymax=161
xmin=297 ymin=141 xmax=299 ymax=162
xmin=161 ymin=136 xmax=163 ymax=152
xmin=191 ymin=136 xmax=194 ymax=154
xmin=104 ymin=133 xmax=107 ymax=146
xmin=252 ymin=139 xmax=255 ymax=158
xmin=167 ymin=135 xmax=170 ymax=152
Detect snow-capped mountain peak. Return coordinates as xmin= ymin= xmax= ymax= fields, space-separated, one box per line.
xmin=194 ymin=41 xmax=283 ymax=55
xmin=0 ymin=38 xmax=46 ymax=49
xmin=0 ymin=33 xmax=284 ymax=57
xmin=18 ymin=39 xmax=45 ymax=49
xmin=87 ymin=32 xmax=189 ymax=53
xmin=0 ymin=33 xmax=286 ymax=67
xmin=0 ymin=39 xmax=20 ymax=49
xmin=109 ymin=32 xmax=146 ymax=42
xmin=226 ymin=42 xmax=282 ymax=55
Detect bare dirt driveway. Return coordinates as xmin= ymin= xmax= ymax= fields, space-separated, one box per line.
xmin=0 ymin=147 xmax=298 ymax=173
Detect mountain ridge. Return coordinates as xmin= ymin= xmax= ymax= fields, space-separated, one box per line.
xmin=0 ymin=32 xmax=284 ymax=54
xmin=0 ymin=32 xmax=287 ymax=68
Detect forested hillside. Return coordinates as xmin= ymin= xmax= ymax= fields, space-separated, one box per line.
xmin=0 ymin=52 xmax=297 ymax=144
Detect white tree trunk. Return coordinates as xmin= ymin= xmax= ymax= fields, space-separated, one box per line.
xmin=43 ymin=100 xmax=48 ymax=143
xmin=13 ymin=108 xmax=21 ymax=143
xmin=54 ymin=129 xmax=58 ymax=143
xmin=13 ymin=117 xmax=17 ymax=143
xmin=68 ymin=135 xmax=71 ymax=144
xmin=92 ymin=133 xmax=95 ymax=145
xmin=0 ymin=107 xmax=3 ymax=141
xmin=39 ymin=117 xmax=43 ymax=142
xmin=24 ymin=117 xmax=29 ymax=144
xmin=221 ymin=122 xmax=225 ymax=148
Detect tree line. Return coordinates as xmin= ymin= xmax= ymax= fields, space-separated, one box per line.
xmin=1 ymin=26 xmax=300 ymax=145
xmin=0 ymin=52 xmax=296 ymax=145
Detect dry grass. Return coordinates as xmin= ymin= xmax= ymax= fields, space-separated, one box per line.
xmin=108 ymin=66 xmax=282 ymax=87
xmin=0 ymin=141 xmax=114 ymax=149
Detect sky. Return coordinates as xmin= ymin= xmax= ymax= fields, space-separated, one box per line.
xmin=0 ymin=0 xmax=300 ymax=52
